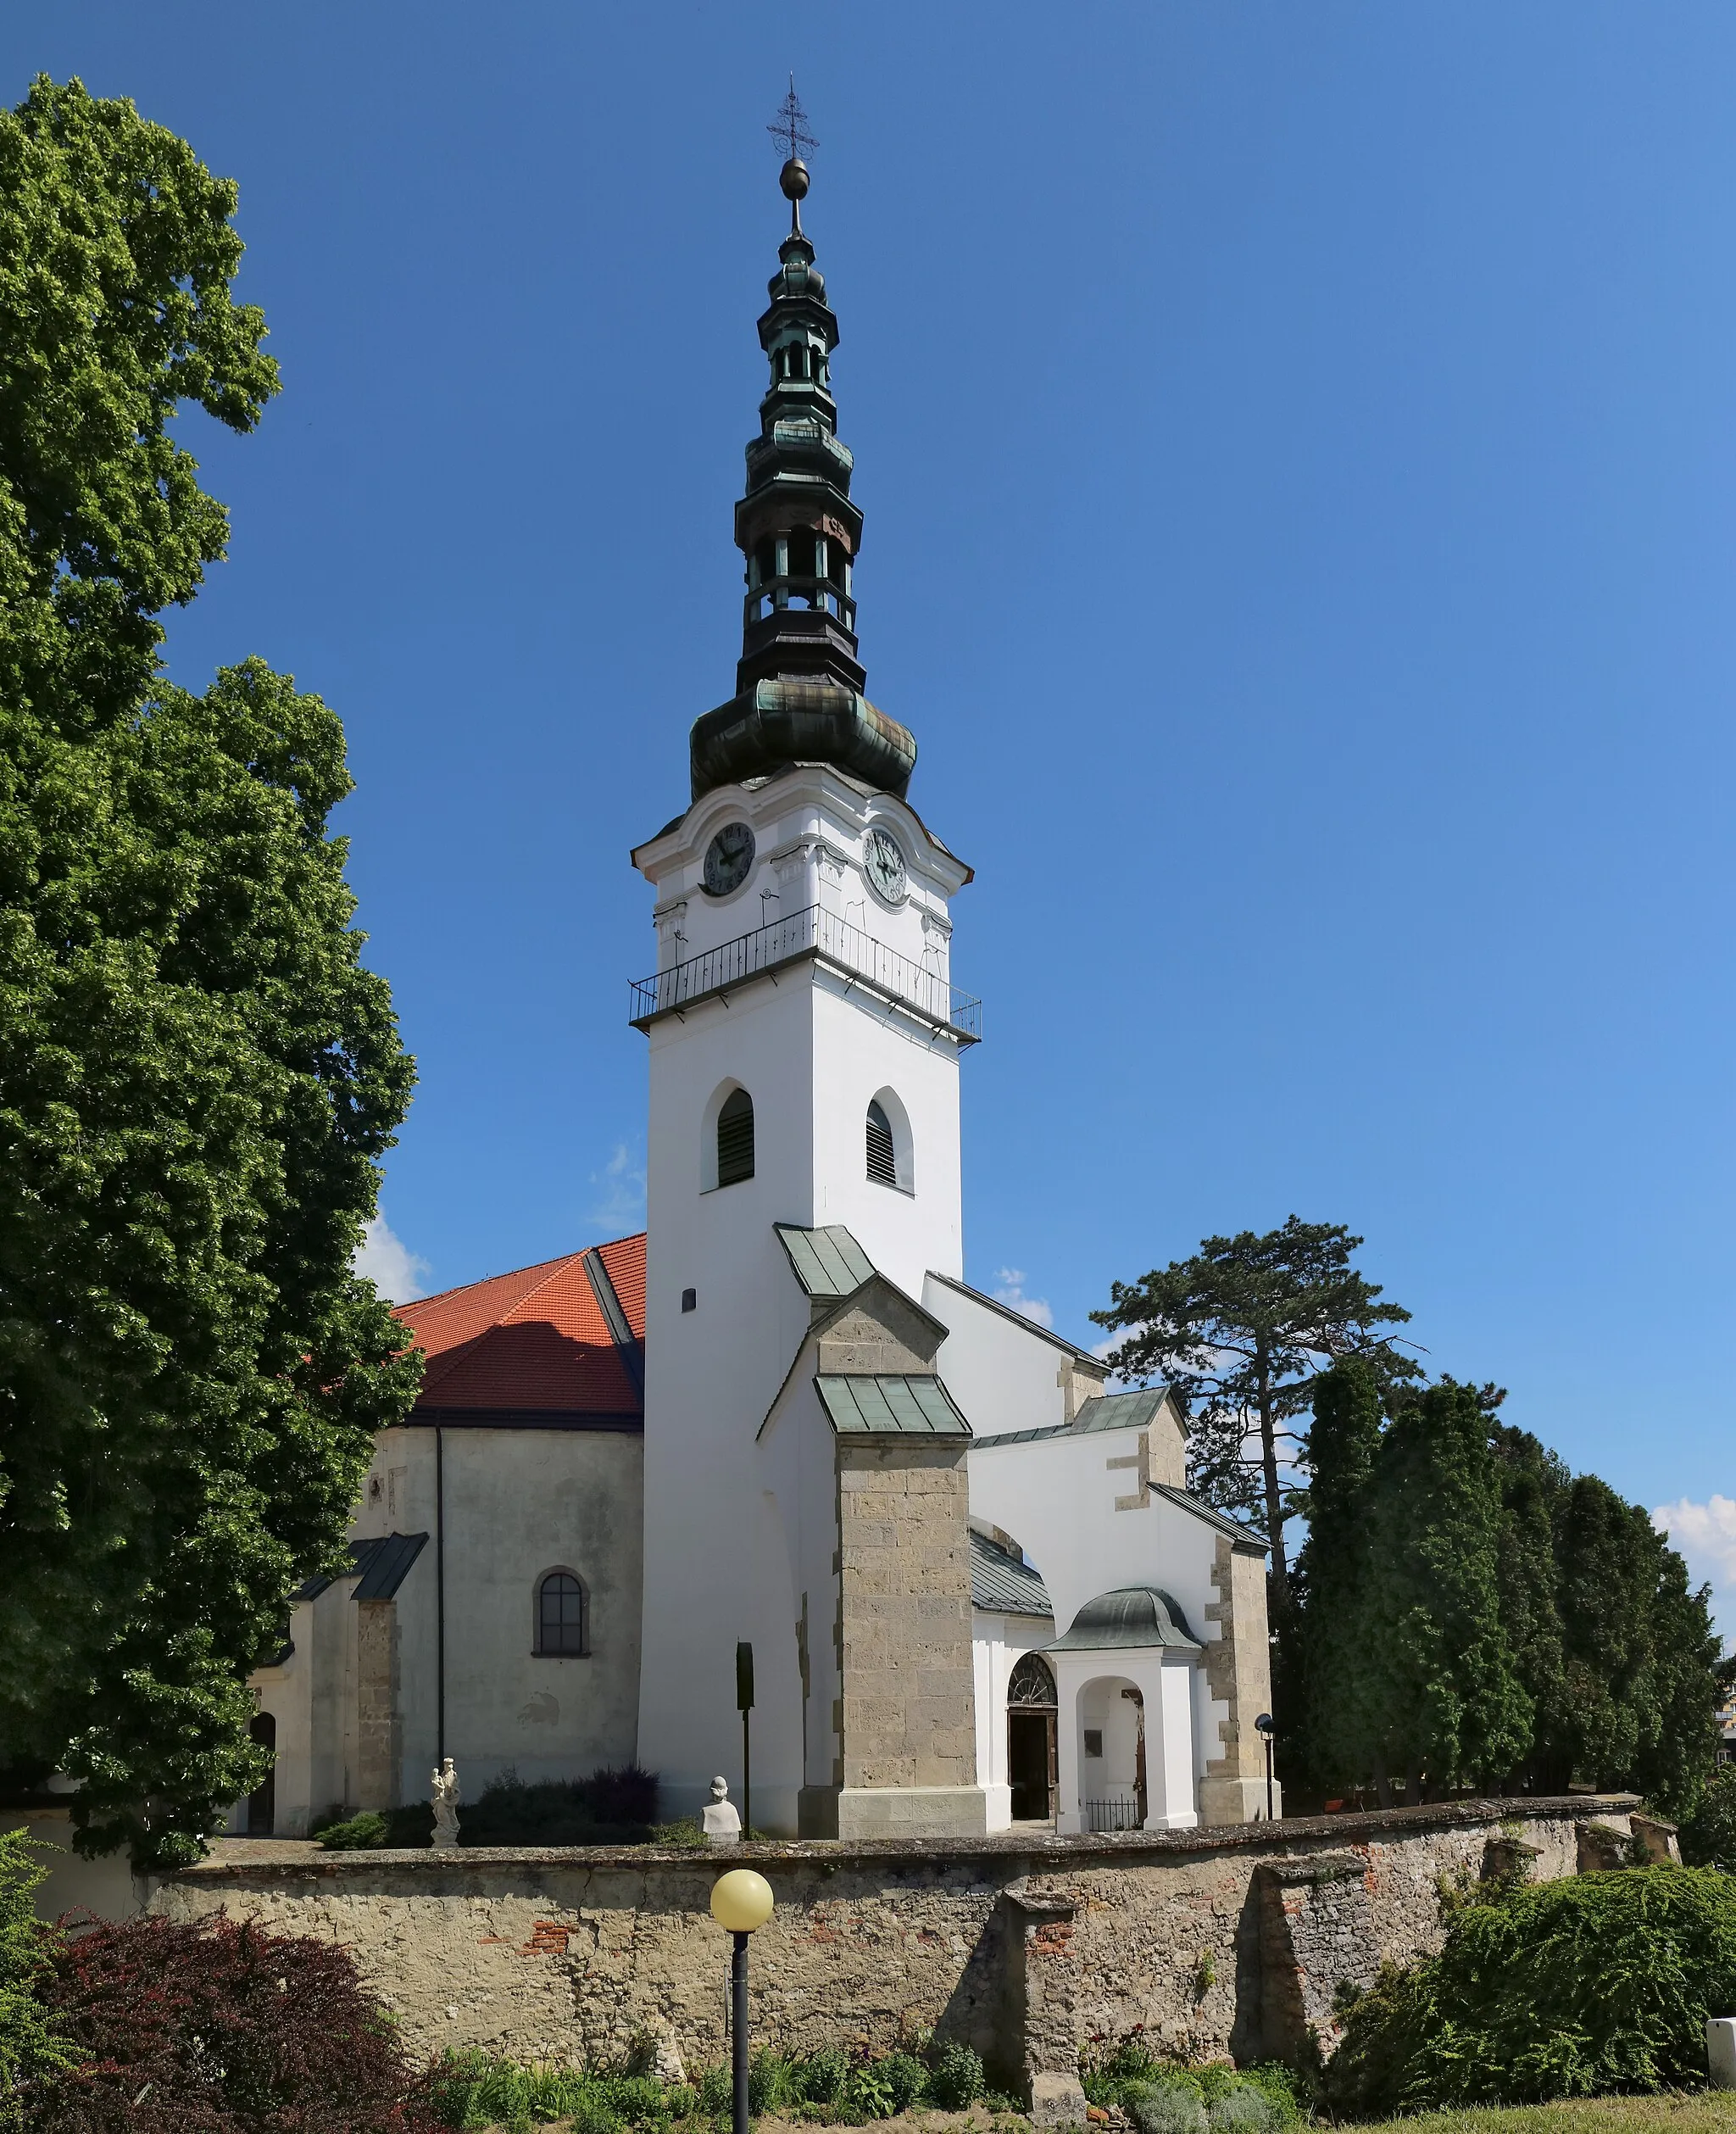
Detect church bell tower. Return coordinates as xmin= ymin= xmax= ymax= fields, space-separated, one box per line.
xmin=630 ymin=136 xmax=984 ymax=1834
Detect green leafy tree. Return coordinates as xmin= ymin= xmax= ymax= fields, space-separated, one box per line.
xmin=1360 ymin=1379 xmax=1533 ymax=1799
xmin=0 ymin=77 xmax=419 ymax=1864
xmin=1092 ymin=1217 xmax=1420 ymax=1601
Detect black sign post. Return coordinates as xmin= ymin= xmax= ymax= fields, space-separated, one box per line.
xmin=736 ymin=1641 xmax=755 ymax=1840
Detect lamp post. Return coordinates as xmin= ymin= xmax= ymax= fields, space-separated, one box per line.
xmin=1255 ymin=1711 xmax=1276 ymax=1821
xmin=711 ymin=1867 xmax=774 ymax=2134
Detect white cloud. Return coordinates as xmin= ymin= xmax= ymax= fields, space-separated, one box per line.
xmin=1652 ymin=1495 xmax=1736 ymax=1648
xmin=354 ymin=1215 xmax=432 ymax=1304
xmin=993 ymin=1267 xmax=1054 ymax=1331
xmin=588 ymin=1141 xmax=647 ymax=1232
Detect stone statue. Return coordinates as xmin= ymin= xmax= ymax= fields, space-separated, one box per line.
xmin=700 ymin=1774 xmax=741 ymax=1847
xmin=431 ymin=1757 xmax=461 ymax=1850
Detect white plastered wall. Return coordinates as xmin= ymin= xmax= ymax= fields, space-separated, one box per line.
xmin=636 ymin=767 xmax=970 ymax=1830
xmin=971 ymin=1607 xmax=1054 ymax=1831
xmin=926 ymin=1279 xmax=1080 ymax=1439
xmin=967 ymin=1420 xmax=1247 ymax=1829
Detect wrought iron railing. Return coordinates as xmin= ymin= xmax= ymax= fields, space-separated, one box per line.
xmin=1081 ymin=1796 xmax=1145 ymax=1834
xmin=629 ymin=902 xmax=981 ymax=1044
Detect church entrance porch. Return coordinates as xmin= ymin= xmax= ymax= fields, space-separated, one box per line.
xmin=1041 ymin=1585 xmax=1205 ymax=1834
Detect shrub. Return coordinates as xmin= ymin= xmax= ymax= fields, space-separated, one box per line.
xmin=792 ymin=2044 xmax=850 ymax=2104
xmin=457 ymin=1766 xmax=658 ymax=1847
xmin=1130 ymin=2090 xmax=1205 ymax=2134
xmin=420 ymin=2050 xmax=681 ymax=2130
xmin=1082 ymin=2036 xmax=1164 ymax=2107
xmin=1324 ymin=1864 xmax=1736 ymax=2114
xmin=314 ymin=1811 xmax=389 ymax=1850
xmin=880 ymin=2050 xmax=927 ymax=2112
xmin=18 ymin=1913 xmax=439 ymax=2131
xmin=1680 ymin=1765 xmax=1736 ymax=1869
xmin=926 ymin=2040 xmax=984 ymax=2110
xmin=0 ymin=1829 xmax=82 ymax=2115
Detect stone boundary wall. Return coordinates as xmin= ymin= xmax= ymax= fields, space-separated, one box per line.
xmin=151 ymin=1796 xmax=1636 ymax=2120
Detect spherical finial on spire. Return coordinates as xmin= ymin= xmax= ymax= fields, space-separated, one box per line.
xmin=780 ymin=157 xmax=810 ymax=203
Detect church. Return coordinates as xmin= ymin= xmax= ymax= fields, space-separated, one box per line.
xmin=241 ymin=151 xmax=1278 ymax=1846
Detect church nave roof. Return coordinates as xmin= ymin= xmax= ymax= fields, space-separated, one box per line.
xmin=390 ymin=1234 xmax=647 ymax=1429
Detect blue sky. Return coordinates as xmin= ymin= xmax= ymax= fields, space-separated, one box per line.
xmin=9 ymin=3 xmax=1733 ymax=1635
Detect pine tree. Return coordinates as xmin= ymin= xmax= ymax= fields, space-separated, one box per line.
xmin=1092 ymin=1217 xmax=1419 ymax=1605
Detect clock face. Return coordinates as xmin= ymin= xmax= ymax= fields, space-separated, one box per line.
xmin=702 ymin=822 xmax=755 ymax=898
xmin=865 ymin=826 xmax=908 ymax=902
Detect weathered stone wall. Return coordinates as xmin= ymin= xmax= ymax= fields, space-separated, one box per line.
xmin=151 ymin=1795 xmax=1632 ymax=2108
xmin=1198 ymin=1539 xmax=1274 ymax=1826
xmin=835 ymin=1440 xmax=982 ymax=1831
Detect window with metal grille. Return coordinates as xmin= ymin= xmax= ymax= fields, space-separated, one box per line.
xmin=716 ymin=1088 xmax=754 ymax=1186
xmin=537 ymin=1572 xmax=586 ymax=1656
xmin=1007 ymin=1651 xmax=1058 ymax=1710
xmin=865 ymin=1099 xmax=897 ymax=1186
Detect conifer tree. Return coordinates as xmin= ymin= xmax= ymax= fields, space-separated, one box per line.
xmin=1092 ymin=1217 xmax=1419 ymax=1603
xmin=1290 ymin=1357 xmax=1384 ymax=1791
xmin=1488 ymin=1424 xmax=1572 ymax=1791
xmin=1360 ymin=1380 xmax=1532 ymax=1798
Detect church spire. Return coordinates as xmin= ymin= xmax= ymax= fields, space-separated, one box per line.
xmin=688 ymin=113 xmax=917 ymax=801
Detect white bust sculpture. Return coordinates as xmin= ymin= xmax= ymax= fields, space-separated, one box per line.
xmin=701 ymin=1774 xmax=741 ymax=1846
xmin=431 ymin=1757 xmax=461 ymax=1850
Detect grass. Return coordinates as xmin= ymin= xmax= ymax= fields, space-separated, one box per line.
xmin=1339 ymin=2101 xmax=1736 ymax=2134
xmin=447 ymin=2091 xmax=1736 ymax=2134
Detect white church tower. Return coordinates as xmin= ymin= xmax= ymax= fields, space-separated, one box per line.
xmin=632 ymin=148 xmax=987 ymax=1836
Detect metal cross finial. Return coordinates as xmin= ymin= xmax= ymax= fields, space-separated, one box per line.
xmin=768 ymin=75 xmax=817 ymax=165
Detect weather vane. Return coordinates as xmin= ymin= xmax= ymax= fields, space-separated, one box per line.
xmin=768 ymin=75 xmax=817 ymax=167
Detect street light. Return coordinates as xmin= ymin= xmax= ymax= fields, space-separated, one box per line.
xmin=711 ymin=1868 xmax=775 ymax=2134
xmin=1255 ymin=1711 xmax=1276 ymax=1821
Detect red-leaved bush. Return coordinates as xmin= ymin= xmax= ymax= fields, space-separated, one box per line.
xmin=19 ymin=1914 xmax=442 ymax=2132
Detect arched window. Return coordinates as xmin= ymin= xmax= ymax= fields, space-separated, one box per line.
xmin=865 ymin=1087 xmax=913 ymax=1193
xmin=537 ymin=1571 xmax=587 ymax=1657
xmin=716 ymin=1088 xmax=755 ymax=1187
xmin=865 ymin=1100 xmax=897 ymax=1186
xmin=1008 ymin=1652 xmax=1057 ymax=1708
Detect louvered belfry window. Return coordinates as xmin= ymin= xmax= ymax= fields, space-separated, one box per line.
xmin=716 ymin=1088 xmax=754 ymax=1186
xmin=865 ymin=1100 xmax=897 ymax=1186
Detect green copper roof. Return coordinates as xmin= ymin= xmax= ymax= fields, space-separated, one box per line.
xmin=776 ymin=1223 xmax=876 ymax=1299
xmin=1043 ymin=1586 xmax=1201 ymax=1653
xmin=691 ymin=160 xmax=917 ymax=800
xmin=970 ymin=1529 xmax=1053 ymax=1618
xmin=815 ymin=1373 xmax=970 ymax=1437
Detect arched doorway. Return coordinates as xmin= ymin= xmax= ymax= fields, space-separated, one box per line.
xmin=246 ymin=1711 xmax=276 ymax=1836
xmin=1006 ymin=1651 xmax=1058 ymax=1820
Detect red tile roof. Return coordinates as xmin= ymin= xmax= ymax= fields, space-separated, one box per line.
xmin=391 ymin=1234 xmax=646 ymax=1428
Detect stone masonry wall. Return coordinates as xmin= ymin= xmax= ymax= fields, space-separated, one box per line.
xmin=151 ymin=1795 xmax=1632 ymax=2109
xmin=837 ymin=1441 xmax=976 ymax=1792
xmin=1199 ymin=1541 xmax=1272 ymax=1825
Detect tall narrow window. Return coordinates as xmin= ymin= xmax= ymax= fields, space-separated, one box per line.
xmin=537 ymin=1571 xmax=587 ymax=1656
xmin=717 ymin=1089 xmax=755 ymax=1186
xmin=865 ymin=1099 xmax=897 ymax=1186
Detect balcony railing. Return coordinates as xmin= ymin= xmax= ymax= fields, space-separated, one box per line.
xmin=630 ymin=902 xmax=981 ymax=1045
